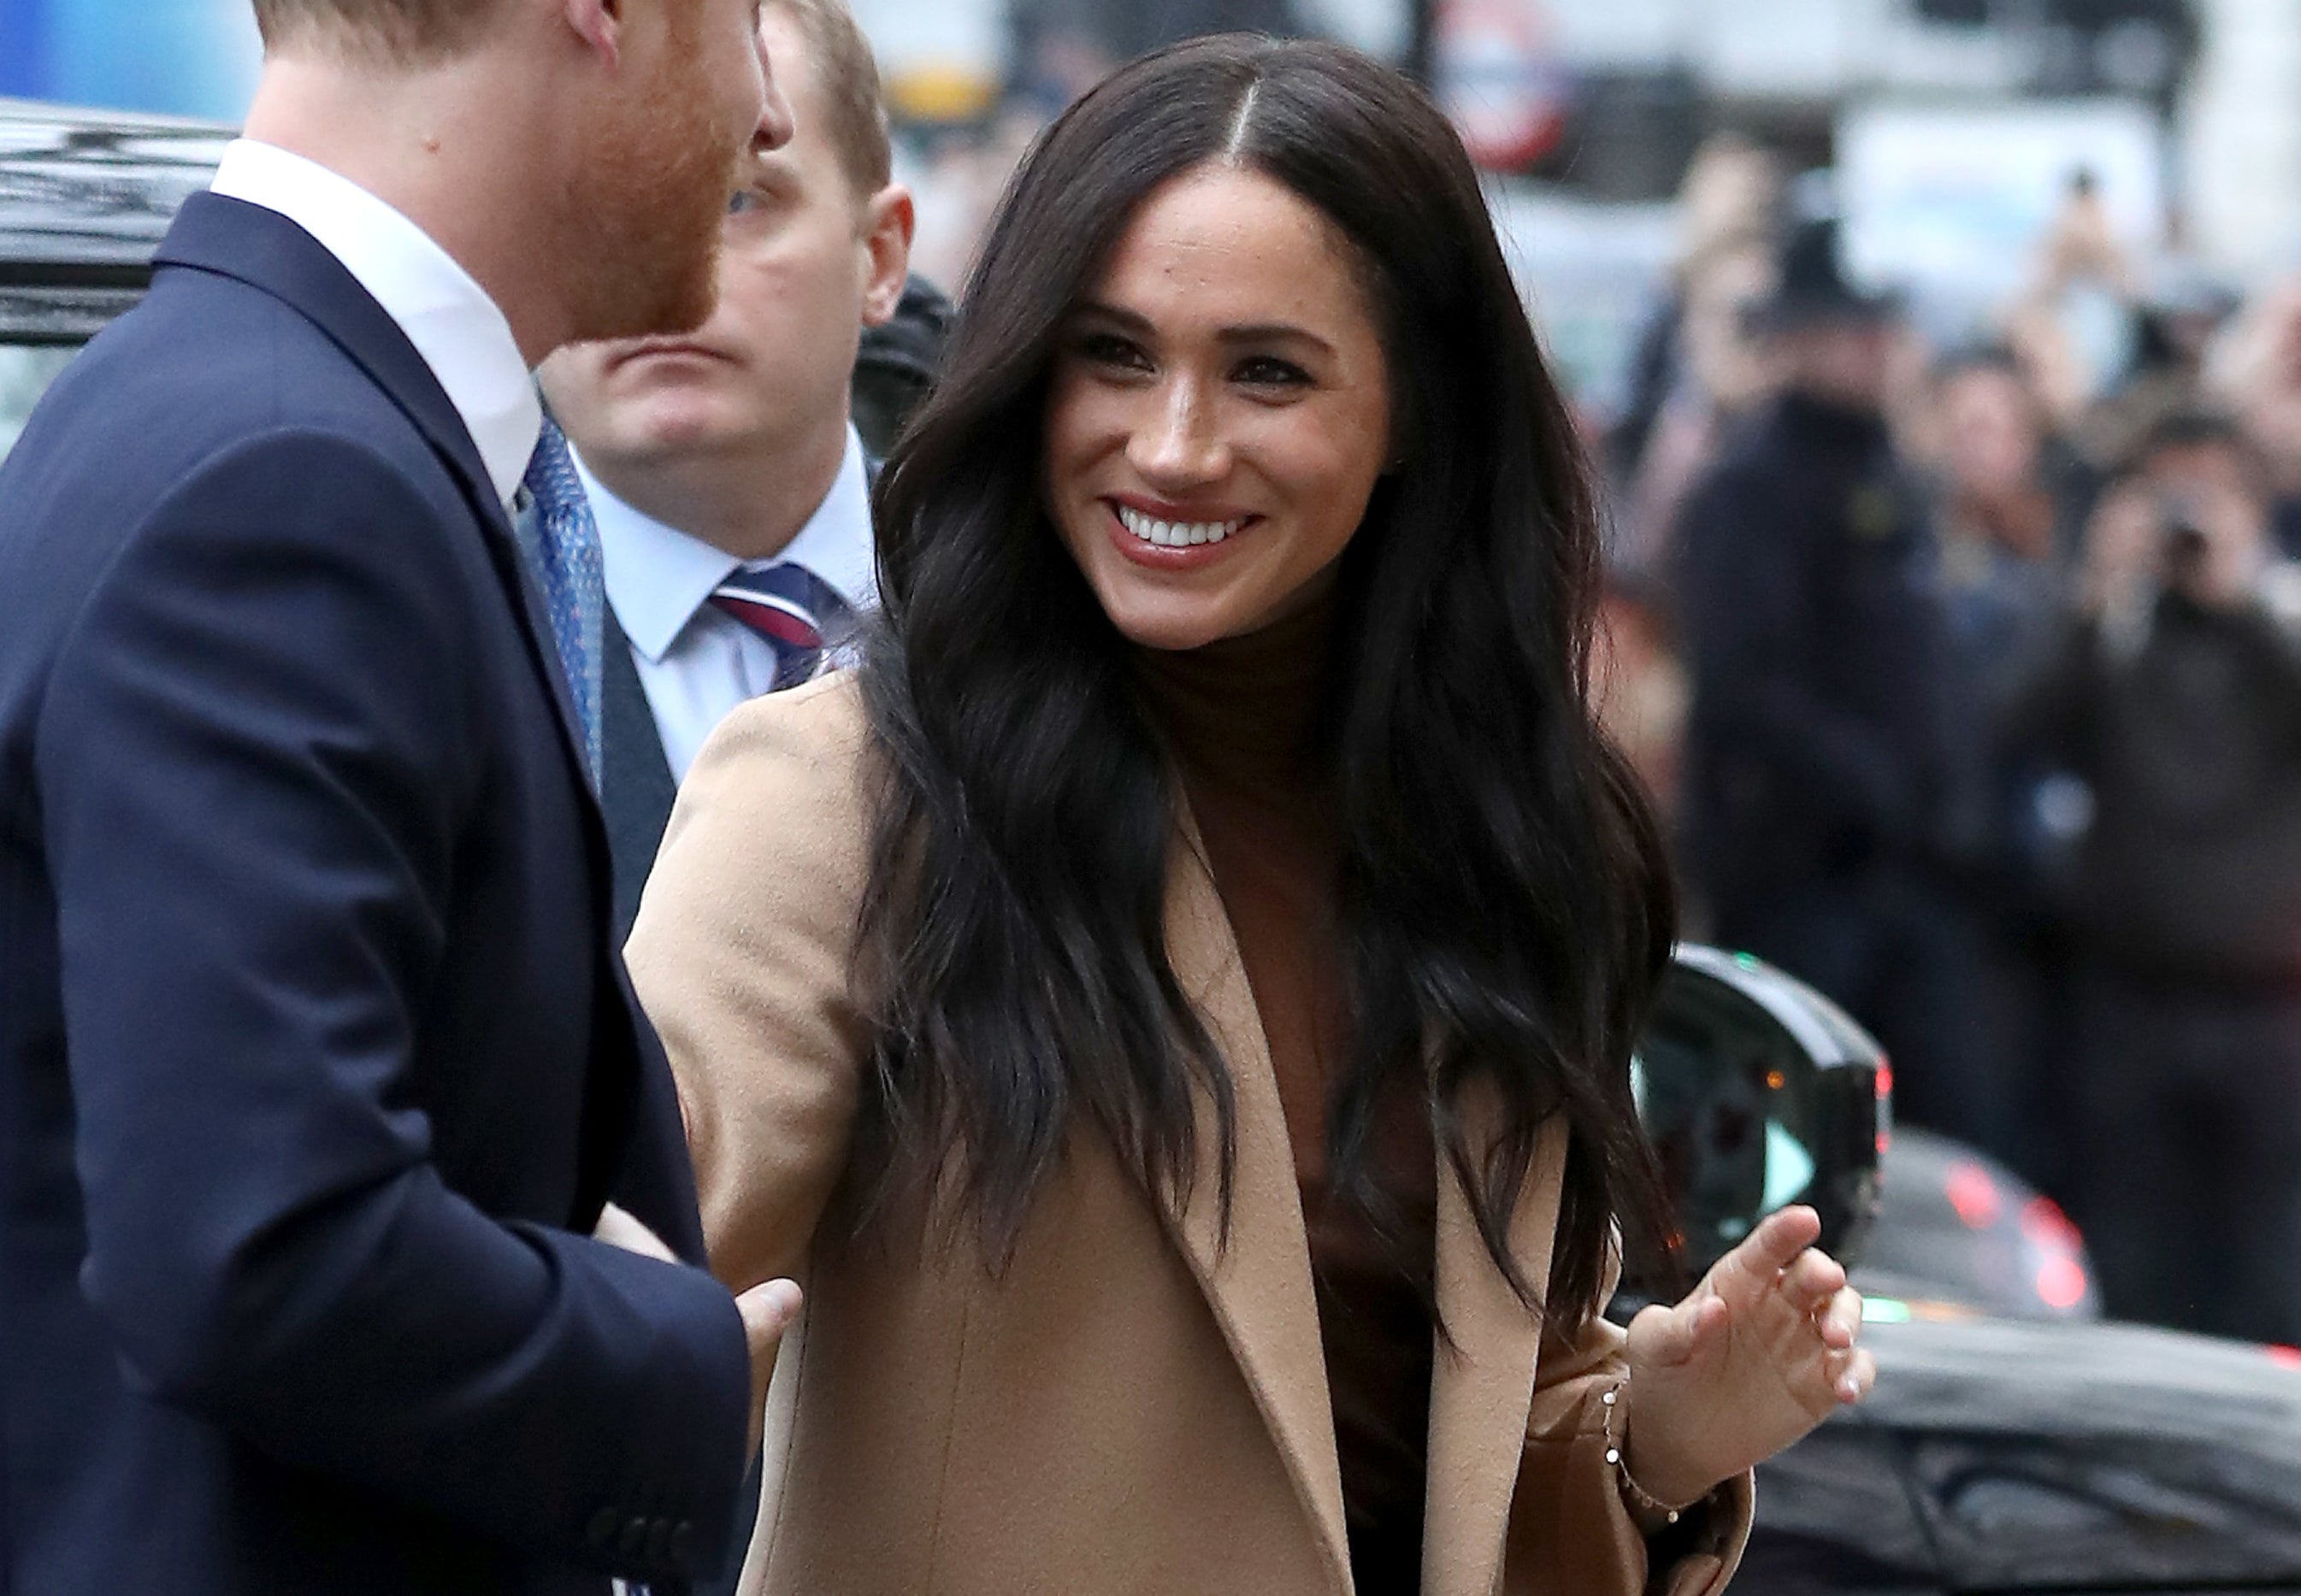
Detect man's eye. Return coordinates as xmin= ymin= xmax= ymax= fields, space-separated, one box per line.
xmin=728 ymin=190 xmax=766 ymax=217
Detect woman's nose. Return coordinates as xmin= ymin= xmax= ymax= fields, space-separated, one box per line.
xmin=1129 ymin=378 xmax=1230 ymax=485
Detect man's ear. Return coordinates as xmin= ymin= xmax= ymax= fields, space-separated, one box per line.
xmin=859 ymin=184 xmax=916 ymax=329
xmin=562 ymin=0 xmax=623 ymax=68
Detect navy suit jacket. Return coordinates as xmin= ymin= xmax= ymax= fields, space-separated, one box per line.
xmin=601 ymin=606 xmax=682 ymax=946
xmin=0 ymin=193 xmax=751 ymax=1595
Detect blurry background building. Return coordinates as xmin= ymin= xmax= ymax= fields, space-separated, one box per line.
xmin=0 ymin=0 xmax=258 ymax=119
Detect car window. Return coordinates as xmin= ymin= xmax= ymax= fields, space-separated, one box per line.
xmin=1 ymin=345 xmax=83 ymax=464
xmin=1635 ymin=968 xmax=1853 ymax=1252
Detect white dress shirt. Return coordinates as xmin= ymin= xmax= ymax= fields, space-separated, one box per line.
xmin=578 ymin=426 xmax=876 ymax=781
xmin=209 ymin=139 xmax=541 ymax=509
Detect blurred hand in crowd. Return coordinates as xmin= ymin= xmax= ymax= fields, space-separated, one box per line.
xmin=1681 ymin=240 xmax=1779 ymax=415
xmin=2084 ymin=468 xmax=2269 ymax=617
xmin=2207 ymin=279 xmax=2301 ymax=500
xmin=2162 ymin=475 xmax=2270 ymax=609
xmin=2152 ymin=424 xmax=2274 ymax=608
xmin=2080 ymin=477 xmax=2160 ymax=619
xmin=2039 ymin=170 xmax=2134 ymax=297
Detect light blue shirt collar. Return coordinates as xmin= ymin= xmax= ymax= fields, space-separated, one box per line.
xmin=575 ymin=424 xmax=875 ymax=664
xmin=777 ymin=426 xmax=878 ymax=615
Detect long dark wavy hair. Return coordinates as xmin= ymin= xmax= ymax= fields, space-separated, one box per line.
xmin=855 ymin=34 xmax=1677 ymax=1325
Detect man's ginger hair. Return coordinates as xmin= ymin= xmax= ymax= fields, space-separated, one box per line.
xmin=250 ymin=0 xmax=510 ymax=63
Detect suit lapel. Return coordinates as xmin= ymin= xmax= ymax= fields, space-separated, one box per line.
xmin=1161 ymin=815 xmax=1354 ymax=1595
xmin=152 ymin=194 xmax=597 ymax=794
xmin=599 ymin=604 xmax=679 ymax=942
xmin=152 ymin=193 xmax=655 ymax=1231
xmin=1424 ymin=1107 xmax=1569 ymax=1596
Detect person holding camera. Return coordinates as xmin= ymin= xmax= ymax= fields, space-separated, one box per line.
xmin=2007 ymin=409 xmax=2301 ymax=1344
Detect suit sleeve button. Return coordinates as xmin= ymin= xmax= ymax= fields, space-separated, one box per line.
xmin=670 ymin=1522 xmax=695 ymax=1566
xmin=587 ymin=1508 xmax=622 ymax=1550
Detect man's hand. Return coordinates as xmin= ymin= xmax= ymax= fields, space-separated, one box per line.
xmin=734 ymin=1279 xmax=802 ymax=1453
xmin=593 ymin=1204 xmax=802 ymax=1458
xmin=1618 ymin=1205 xmax=1874 ymax=1510
xmin=593 ymin=1202 xmax=679 ymax=1262
xmin=2173 ymin=479 xmax=2270 ymax=610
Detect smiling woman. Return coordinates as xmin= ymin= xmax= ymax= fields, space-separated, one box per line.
xmin=623 ymin=32 xmax=1873 ymax=1596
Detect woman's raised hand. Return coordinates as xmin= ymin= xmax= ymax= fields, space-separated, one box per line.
xmin=1616 ymin=1204 xmax=1874 ymax=1510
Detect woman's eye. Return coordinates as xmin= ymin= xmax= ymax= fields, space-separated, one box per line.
xmin=1236 ymin=356 xmax=1311 ymax=389
xmin=1078 ymin=333 xmax=1151 ymax=372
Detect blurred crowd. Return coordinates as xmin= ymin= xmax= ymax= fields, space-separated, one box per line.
xmin=1591 ymin=133 xmax=2301 ymax=1349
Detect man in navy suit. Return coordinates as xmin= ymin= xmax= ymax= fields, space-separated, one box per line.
xmin=0 ymin=2 xmax=802 ymax=1591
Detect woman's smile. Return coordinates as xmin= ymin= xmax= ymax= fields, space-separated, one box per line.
xmin=1106 ymin=496 xmax=1266 ymax=569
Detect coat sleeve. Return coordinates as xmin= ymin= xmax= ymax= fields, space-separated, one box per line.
xmin=1508 ymin=1244 xmax=1755 ymax=1596
xmin=37 ymin=433 xmax=752 ymax=1583
xmin=622 ymin=677 xmax=875 ymax=1300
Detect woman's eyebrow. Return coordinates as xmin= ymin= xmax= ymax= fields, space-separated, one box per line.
xmin=1216 ymin=323 xmax=1336 ymax=358
xmin=1072 ymin=300 xmax=1153 ymax=333
xmin=1071 ymin=301 xmax=1335 ymax=357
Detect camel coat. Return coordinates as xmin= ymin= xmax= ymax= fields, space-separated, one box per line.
xmin=624 ymin=674 xmax=1754 ymax=1596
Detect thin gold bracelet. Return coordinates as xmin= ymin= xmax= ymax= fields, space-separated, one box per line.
xmin=1601 ymin=1375 xmax=1683 ymax=1527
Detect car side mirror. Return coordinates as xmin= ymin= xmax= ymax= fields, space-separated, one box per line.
xmin=1631 ymin=945 xmax=1888 ymax=1284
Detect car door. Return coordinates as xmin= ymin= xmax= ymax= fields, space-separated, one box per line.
xmin=1744 ymin=1416 xmax=1944 ymax=1594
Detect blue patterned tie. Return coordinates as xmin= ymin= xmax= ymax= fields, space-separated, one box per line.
xmin=709 ymin=562 xmax=854 ymax=691
xmin=515 ymin=416 xmax=605 ymax=781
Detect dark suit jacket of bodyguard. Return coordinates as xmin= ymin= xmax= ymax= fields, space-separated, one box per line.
xmin=0 ymin=193 xmax=750 ymax=1594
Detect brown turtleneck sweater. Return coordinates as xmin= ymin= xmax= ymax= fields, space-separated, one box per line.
xmin=1133 ymin=594 xmax=1438 ymax=1594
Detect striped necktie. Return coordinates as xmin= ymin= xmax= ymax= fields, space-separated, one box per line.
xmin=709 ymin=562 xmax=853 ymax=692
xmin=514 ymin=415 xmax=605 ymax=781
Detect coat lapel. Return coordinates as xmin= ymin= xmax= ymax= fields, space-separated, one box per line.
xmin=1158 ymin=801 xmax=1575 ymax=1596
xmin=1160 ymin=821 xmax=1354 ymax=1595
xmin=1425 ymin=1107 xmax=1570 ymax=1596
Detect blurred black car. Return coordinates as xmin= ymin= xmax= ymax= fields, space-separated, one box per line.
xmin=0 ymin=99 xmax=227 ymax=457
xmin=1649 ymin=947 xmax=2301 ymax=1593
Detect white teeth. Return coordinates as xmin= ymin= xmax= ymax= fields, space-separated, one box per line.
xmin=1115 ymin=504 xmax=1247 ymax=549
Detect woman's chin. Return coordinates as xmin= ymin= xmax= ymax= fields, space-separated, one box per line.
xmin=1100 ymin=597 xmax=1242 ymax=655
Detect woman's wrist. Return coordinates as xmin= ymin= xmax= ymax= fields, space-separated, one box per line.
xmin=1603 ymin=1375 xmax=1714 ymax=1520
